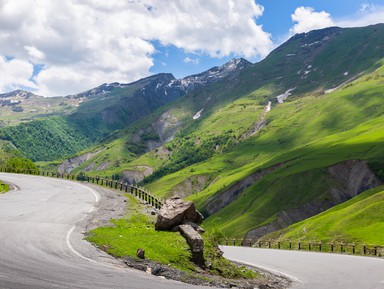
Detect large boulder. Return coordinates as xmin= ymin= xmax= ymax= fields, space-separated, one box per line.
xmin=155 ymin=196 xmax=203 ymax=231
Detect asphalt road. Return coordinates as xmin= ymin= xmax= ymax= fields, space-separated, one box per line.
xmin=221 ymin=245 xmax=384 ymax=289
xmin=0 ymin=173 xmax=210 ymax=289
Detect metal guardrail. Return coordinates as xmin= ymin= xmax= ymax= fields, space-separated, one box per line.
xmin=219 ymin=239 xmax=383 ymax=257
xmin=0 ymin=167 xmax=163 ymax=209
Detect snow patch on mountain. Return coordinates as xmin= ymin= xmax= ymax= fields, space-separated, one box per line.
xmin=265 ymin=101 xmax=271 ymax=112
xmin=276 ymin=88 xmax=295 ymax=104
xmin=193 ymin=109 xmax=204 ymax=120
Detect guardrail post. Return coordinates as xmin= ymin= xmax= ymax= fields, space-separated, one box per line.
xmin=352 ymin=243 xmax=355 ymax=254
xmin=233 ymin=239 xmax=236 ymax=246
xmin=374 ymin=245 xmax=377 ymax=256
xmin=340 ymin=243 xmax=344 ymax=253
xmin=363 ymin=244 xmax=367 ymax=255
xmin=298 ymin=242 xmax=301 ymax=250
xmin=278 ymin=242 xmax=281 ymax=249
xmin=319 ymin=242 xmax=322 ymax=252
xmin=289 ymin=242 xmax=292 ymax=250
xmin=308 ymin=243 xmax=311 ymax=251
xmin=331 ymin=243 xmax=334 ymax=252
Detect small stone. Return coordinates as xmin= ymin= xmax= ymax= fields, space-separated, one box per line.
xmin=151 ymin=266 xmax=162 ymax=275
xmin=136 ymin=248 xmax=145 ymax=259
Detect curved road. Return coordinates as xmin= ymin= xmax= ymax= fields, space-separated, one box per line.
xmin=221 ymin=246 xmax=384 ymax=289
xmin=0 ymin=173 xmax=210 ymax=289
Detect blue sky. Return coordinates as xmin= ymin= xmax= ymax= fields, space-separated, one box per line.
xmin=0 ymin=1 xmax=383 ymax=96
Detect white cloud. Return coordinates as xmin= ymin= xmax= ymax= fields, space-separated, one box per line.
xmin=0 ymin=0 xmax=272 ymax=96
xmin=183 ymin=57 xmax=200 ymax=65
xmin=24 ymin=46 xmax=46 ymax=61
xmin=0 ymin=57 xmax=37 ymax=93
xmin=289 ymin=5 xmax=384 ymax=36
xmin=290 ymin=6 xmax=335 ymax=34
xmin=336 ymin=4 xmax=384 ymax=28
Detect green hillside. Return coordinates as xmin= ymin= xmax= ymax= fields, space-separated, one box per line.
xmin=144 ymin=65 xmax=384 ymax=238
xmin=49 ymin=25 xmax=384 ymax=243
xmin=2 ymin=25 xmax=383 ymax=245
xmin=0 ymin=116 xmax=93 ymax=161
xmin=261 ymin=185 xmax=384 ymax=245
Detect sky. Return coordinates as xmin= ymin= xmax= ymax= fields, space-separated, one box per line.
xmin=0 ymin=0 xmax=384 ymax=97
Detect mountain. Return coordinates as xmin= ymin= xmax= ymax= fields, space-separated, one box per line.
xmin=59 ymin=24 xmax=384 ymax=243
xmin=74 ymin=58 xmax=251 ymax=100
xmin=0 ymin=58 xmax=250 ymax=161
xmin=0 ymin=89 xmax=38 ymax=99
xmin=0 ymin=90 xmax=80 ymax=127
xmin=1 ymin=24 xmax=384 ymax=246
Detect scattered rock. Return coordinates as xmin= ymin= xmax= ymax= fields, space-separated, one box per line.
xmin=155 ymin=196 xmax=203 ymax=231
xmin=179 ymin=224 xmax=205 ymax=268
xmin=136 ymin=248 xmax=145 ymax=259
xmin=155 ymin=196 xmax=206 ymax=267
xmin=179 ymin=225 xmax=204 ymax=253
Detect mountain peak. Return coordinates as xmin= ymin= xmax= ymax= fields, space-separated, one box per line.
xmin=0 ymin=89 xmax=39 ymax=99
xmin=171 ymin=57 xmax=252 ymax=92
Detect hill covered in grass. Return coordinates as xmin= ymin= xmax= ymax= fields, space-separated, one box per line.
xmin=2 ymin=24 xmax=384 ymax=245
xmin=92 ymin=24 xmax=384 ymax=242
xmin=260 ymin=185 xmax=384 ymax=246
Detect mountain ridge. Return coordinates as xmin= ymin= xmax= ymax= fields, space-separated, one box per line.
xmin=1 ymin=24 xmax=384 ymax=245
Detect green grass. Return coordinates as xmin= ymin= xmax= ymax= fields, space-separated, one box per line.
xmin=86 ymin=196 xmax=194 ymax=270
xmin=141 ymin=64 xmax=384 ymax=239
xmin=0 ymin=182 xmax=9 ymax=193
xmin=262 ymin=186 xmax=384 ymax=246
xmin=27 ymin=25 xmax=384 ymax=246
xmin=86 ymin=195 xmax=258 ymax=279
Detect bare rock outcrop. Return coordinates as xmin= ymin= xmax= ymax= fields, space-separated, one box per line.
xmin=167 ymin=175 xmax=210 ymax=199
xmin=122 ymin=166 xmax=154 ymax=184
xmin=58 ymin=150 xmax=102 ymax=173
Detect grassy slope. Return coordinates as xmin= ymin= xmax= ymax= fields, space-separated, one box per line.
xmin=27 ymin=25 xmax=384 ymax=243
xmin=144 ymin=65 xmax=384 ymax=238
xmin=76 ymin=25 xmax=384 ymax=242
xmin=40 ymin=25 xmax=384 ymax=173
xmin=261 ymin=185 xmax=384 ymax=245
xmin=86 ymin=195 xmax=258 ymax=280
xmin=0 ymin=95 xmax=79 ymax=126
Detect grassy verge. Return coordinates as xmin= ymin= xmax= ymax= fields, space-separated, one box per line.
xmin=86 ymin=195 xmax=258 ymax=281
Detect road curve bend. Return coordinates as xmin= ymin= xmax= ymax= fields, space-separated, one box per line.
xmin=221 ymin=246 xmax=384 ymax=289
xmin=0 ymin=173 xmax=209 ymax=289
